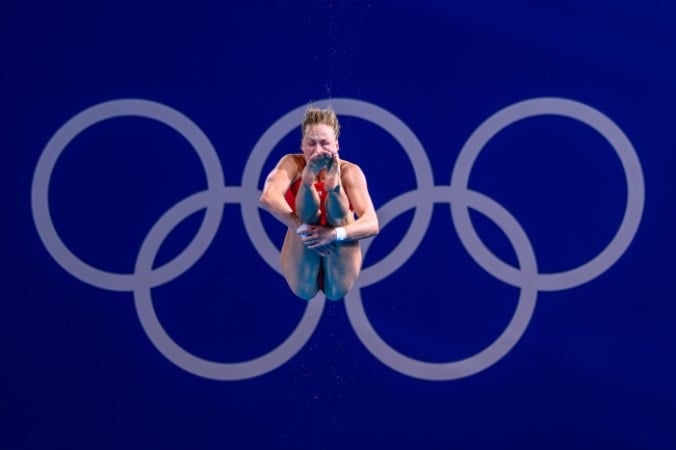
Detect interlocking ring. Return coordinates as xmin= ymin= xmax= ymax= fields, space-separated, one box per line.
xmin=32 ymin=97 xmax=644 ymax=381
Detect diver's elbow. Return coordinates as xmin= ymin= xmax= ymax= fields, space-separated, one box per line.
xmin=370 ymin=219 xmax=380 ymax=238
xmin=259 ymin=190 xmax=274 ymax=212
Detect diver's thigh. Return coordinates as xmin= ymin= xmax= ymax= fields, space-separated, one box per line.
xmin=280 ymin=231 xmax=321 ymax=300
xmin=323 ymin=242 xmax=362 ymax=300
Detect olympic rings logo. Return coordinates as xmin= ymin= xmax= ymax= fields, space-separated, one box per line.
xmin=31 ymin=97 xmax=644 ymax=381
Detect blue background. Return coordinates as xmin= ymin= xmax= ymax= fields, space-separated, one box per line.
xmin=2 ymin=1 xmax=675 ymax=448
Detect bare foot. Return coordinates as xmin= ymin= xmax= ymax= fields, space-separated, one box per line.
xmin=323 ymin=152 xmax=341 ymax=191
xmin=303 ymin=150 xmax=333 ymax=184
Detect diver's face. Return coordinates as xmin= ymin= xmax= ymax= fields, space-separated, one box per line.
xmin=301 ymin=123 xmax=338 ymax=160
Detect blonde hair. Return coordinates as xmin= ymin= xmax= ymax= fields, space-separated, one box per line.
xmin=302 ymin=106 xmax=341 ymax=139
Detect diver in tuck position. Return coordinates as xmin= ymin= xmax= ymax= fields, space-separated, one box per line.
xmin=259 ymin=106 xmax=379 ymax=300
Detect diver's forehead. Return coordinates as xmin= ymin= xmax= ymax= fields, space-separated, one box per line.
xmin=304 ymin=124 xmax=335 ymax=139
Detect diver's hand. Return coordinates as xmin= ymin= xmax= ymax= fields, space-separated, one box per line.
xmin=297 ymin=224 xmax=337 ymax=256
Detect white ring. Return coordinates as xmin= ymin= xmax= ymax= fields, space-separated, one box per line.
xmin=345 ymin=186 xmax=538 ymax=381
xmin=240 ymin=98 xmax=435 ymax=279
xmin=132 ymin=188 xmax=325 ymax=380
xmin=451 ymin=97 xmax=644 ymax=291
xmin=31 ymin=99 xmax=225 ymax=291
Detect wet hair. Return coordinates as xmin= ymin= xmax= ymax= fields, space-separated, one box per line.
xmin=302 ymin=106 xmax=341 ymax=139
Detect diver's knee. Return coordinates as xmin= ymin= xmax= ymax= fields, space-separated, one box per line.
xmin=324 ymin=282 xmax=351 ymax=301
xmin=291 ymin=283 xmax=319 ymax=301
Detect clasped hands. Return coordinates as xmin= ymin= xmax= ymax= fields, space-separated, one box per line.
xmin=296 ymin=223 xmax=337 ymax=256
